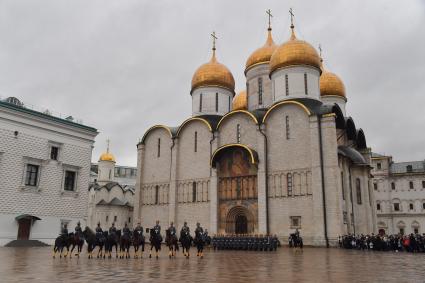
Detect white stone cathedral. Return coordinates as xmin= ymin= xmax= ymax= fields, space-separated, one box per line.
xmin=134 ymin=14 xmax=376 ymax=246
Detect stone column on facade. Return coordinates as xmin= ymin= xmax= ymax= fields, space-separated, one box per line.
xmin=309 ymin=115 xmax=325 ymax=245
xmin=256 ymin=124 xmax=267 ymax=234
xmin=133 ymin=144 xmax=144 ymax=226
xmin=168 ymin=139 xmax=178 ymax=225
xmin=321 ymin=115 xmax=343 ymax=245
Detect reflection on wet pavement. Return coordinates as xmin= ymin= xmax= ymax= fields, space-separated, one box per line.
xmin=1 ymin=247 xmax=425 ymax=282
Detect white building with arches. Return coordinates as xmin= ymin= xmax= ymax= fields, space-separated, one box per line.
xmin=134 ymin=16 xmax=375 ymax=246
xmin=371 ymin=153 xmax=425 ymax=235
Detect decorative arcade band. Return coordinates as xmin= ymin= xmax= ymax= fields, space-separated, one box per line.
xmin=52 ymin=220 xmax=285 ymax=259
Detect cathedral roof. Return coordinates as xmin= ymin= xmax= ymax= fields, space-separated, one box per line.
xmin=89 ymin=181 xmax=134 ymax=194
xmin=191 ymin=46 xmax=235 ymax=94
xmin=232 ymin=90 xmax=247 ymax=110
xmin=245 ymin=28 xmax=277 ymax=73
xmin=320 ymin=59 xmax=346 ymax=99
xmin=338 ymin=146 xmax=368 ymax=165
xmin=269 ymin=25 xmax=321 ymax=75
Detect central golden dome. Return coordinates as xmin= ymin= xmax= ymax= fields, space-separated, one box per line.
xmin=270 ymin=27 xmax=321 ymax=75
xmin=191 ymin=49 xmax=235 ymax=94
xmin=232 ymin=90 xmax=247 ymax=110
xmin=245 ymin=28 xmax=277 ymax=73
xmin=99 ymin=152 xmax=115 ymax=162
xmin=320 ymin=61 xmax=346 ymax=99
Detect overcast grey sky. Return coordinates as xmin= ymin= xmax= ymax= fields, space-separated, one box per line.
xmin=0 ymin=0 xmax=424 ymax=166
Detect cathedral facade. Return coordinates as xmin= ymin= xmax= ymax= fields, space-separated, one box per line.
xmin=133 ymin=17 xmax=376 ymax=246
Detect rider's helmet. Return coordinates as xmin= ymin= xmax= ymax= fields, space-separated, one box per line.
xmin=97 ymin=222 xmax=100 ymax=226
xmin=196 ymin=222 xmax=200 ymax=227
xmin=77 ymin=221 xmax=80 ymax=226
xmin=184 ymin=221 xmax=187 ymax=226
xmin=170 ymin=221 xmax=174 ymax=226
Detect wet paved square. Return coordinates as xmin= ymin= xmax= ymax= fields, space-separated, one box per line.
xmin=1 ymin=247 xmax=424 ymax=282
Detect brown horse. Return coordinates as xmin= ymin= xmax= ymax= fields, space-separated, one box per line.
xmin=165 ymin=229 xmax=179 ymax=258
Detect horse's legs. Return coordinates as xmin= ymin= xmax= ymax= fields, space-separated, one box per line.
xmin=53 ymin=245 xmax=57 ymax=258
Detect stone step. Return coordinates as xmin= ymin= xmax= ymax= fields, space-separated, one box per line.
xmin=5 ymin=240 xmax=50 ymax=247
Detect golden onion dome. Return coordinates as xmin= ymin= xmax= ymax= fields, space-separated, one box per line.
xmin=269 ymin=26 xmax=321 ymax=75
xmin=99 ymin=152 xmax=115 ymax=162
xmin=232 ymin=90 xmax=248 ymax=110
xmin=245 ymin=28 xmax=277 ymax=73
xmin=320 ymin=64 xmax=346 ymax=99
xmin=99 ymin=141 xmax=115 ymax=162
xmin=191 ymin=48 xmax=235 ymax=94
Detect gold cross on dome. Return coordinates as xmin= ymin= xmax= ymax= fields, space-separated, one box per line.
xmin=106 ymin=138 xmax=110 ymax=153
xmin=211 ymin=31 xmax=218 ymax=50
xmin=289 ymin=8 xmax=295 ymax=27
xmin=318 ymin=44 xmax=322 ymax=58
xmin=266 ymin=9 xmax=273 ymax=29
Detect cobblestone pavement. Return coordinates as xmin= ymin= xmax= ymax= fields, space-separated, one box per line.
xmin=1 ymin=246 xmax=425 ymax=283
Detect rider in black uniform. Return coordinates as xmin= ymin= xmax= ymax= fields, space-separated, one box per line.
xmin=181 ymin=221 xmax=190 ymax=234
xmin=123 ymin=222 xmax=131 ymax=237
xmin=61 ymin=223 xmax=68 ymax=237
xmin=169 ymin=222 xmax=176 ymax=236
xmin=109 ymin=222 xmax=117 ymax=235
xmin=153 ymin=220 xmax=161 ymax=235
xmin=75 ymin=222 xmax=83 ymax=239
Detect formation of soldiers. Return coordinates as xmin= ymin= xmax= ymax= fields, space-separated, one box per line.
xmin=212 ymin=234 xmax=280 ymax=251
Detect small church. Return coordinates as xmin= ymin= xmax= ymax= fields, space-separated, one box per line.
xmin=133 ymin=10 xmax=376 ymax=246
xmin=87 ymin=143 xmax=134 ymax=230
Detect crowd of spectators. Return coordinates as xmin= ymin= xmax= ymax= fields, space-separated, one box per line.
xmin=339 ymin=233 xmax=425 ymax=252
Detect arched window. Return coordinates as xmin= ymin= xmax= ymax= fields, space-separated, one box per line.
xmin=285 ymin=116 xmax=290 ymax=140
xmin=228 ymin=96 xmax=231 ymax=111
xmin=236 ymin=124 xmax=241 ymax=143
xmin=155 ymin=185 xmax=159 ymax=205
xmin=409 ymin=181 xmax=414 ymax=189
xmin=287 ymin=173 xmax=293 ymax=196
xmin=258 ymin=77 xmax=263 ymax=105
xmin=304 ymin=73 xmax=308 ymax=95
xmin=192 ymin=181 xmax=197 ymax=202
xmin=409 ymin=203 xmax=414 ymax=211
xmin=215 ymin=93 xmax=219 ymax=112
xmin=377 ymin=203 xmax=381 ymax=211
xmin=199 ymin=93 xmax=203 ymax=112
xmin=194 ymin=131 xmax=198 ymax=152
xmin=341 ymin=172 xmax=345 ymax=200
xmin=285 ymin=74 xmax=289 ymax=96
xmin=356 ymin=178 xmax=362 ymax=204
xmin=157 ymin=138 xmax=161 ymax=158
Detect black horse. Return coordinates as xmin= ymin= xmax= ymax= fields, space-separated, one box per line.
xmin=165 ymin=229 xmax=179 ymax=258
xmin=82 ymin=227 xmax=97 ymax=259
xmin=179 ymin=230 xmax=192 ymax=259
xmin=95 ymin=231 xmax=108 ymax=258
xmin=289 ymin=233 xmax=303 ymax=250
xmin=53 ymin=233 xmax=70 ymax=258
xmin=70 ymin=232 xmax=84 ymax=258
xmin=149 ymin=228 xmax=162 ymax=259
xmin=133 ymin=229 xmax=145 ymax=259
xmin=194 ymin=230 xmax=206 ymax=258
xmin=120 ymin=230 xmax=132 ymax=259
xmin=106 ymin=230 xmax=121 ymax=258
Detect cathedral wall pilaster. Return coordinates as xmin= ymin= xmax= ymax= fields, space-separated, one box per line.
xmin=133 ymin=144 xmax=144 ymax=225
xmin=257 ymin=124 xmax=267 ymax=234
xmin=209 ymin=131 xmax=219 ymax=234
xmin=168 ymin=139 xmax=178 ymax=225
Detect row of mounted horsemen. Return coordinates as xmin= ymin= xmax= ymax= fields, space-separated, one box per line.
xmin=53 ymin=221 xmax=210 ymax=259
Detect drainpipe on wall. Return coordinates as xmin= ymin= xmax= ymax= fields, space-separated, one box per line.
xmin=258 ymin=124 xmax=269 ymax=235
xmin=318 ymin=115 xmax=329 ymax=248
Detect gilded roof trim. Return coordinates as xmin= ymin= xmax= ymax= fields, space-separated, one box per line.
xmin=176 ymin=117 xmax=213 ymax=136
xmin=210 ymin=143 xmax=258 ymax=167
xmin=216 ymin=110 xmax=259 ymax=129
xmin=262 ymin=100 xmax=311 ymax=123
xmin=140 ymin=125 xmax=173 ymax=144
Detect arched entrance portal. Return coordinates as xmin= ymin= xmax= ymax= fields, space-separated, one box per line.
xmin=225 ymin=206 xmax=255 ymax=234
xmin=211 ymin=145 xmax=259 ymax=234
xmin=235 ymin=215 xmax=248 ymax=234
